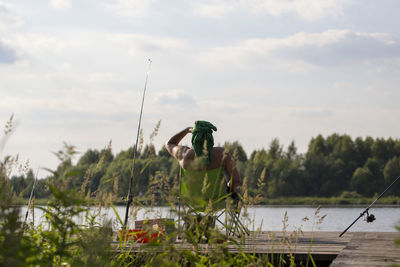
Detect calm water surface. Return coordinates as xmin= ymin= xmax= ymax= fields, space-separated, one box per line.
xmin=20 ymin=205 xmax=400 ymax=232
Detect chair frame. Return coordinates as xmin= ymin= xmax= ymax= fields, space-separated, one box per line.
xmin=177 ymin=167 xmax=249 ymax=240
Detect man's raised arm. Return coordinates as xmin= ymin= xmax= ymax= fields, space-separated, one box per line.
xmin=165 ymin=127 xmax=192 ymax=160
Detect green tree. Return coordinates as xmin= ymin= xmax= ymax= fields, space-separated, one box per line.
xmin=351 ymin=167 xmax=375 ymax=196
xmin=141 ymin=144 xmax=156 ymax=159
xmin=77 ymin=149 xmax=100 ymax=166
xmin=372 ymin=138 xmax=393 ymax=163
xmin=245 ymin=149 xmax=269 ymax=195
xmin=158 ymin=146 xmax=170 ymax=157
xmin=285 ymin=141 xmax=298 ymax=160
xmin=304 ymin=136 xmax=328 ymax=196
xmin=267 ymin=157 xmax=305 ymax=197
xmin=383 ymin=156 xmax=400 ymax=196
xmin=223 ymin=141 xmax=248 ymax=162
xmin=268 ymin=138 xmax=283 ymax=159
xmin=354 ymin=136 xmax=373 ymax=167
xmin=308 ymin=135 xmax=326 ymax=155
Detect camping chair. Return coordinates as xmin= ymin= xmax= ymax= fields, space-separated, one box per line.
xmin=177 ymin=166 xmax=249 ymax=240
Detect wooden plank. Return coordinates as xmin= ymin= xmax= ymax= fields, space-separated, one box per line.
xmin=330 ymin=232 xmax=400 ymax=267
xmin=113 ymin=231 xmax=350 ymax=259
xmin=113 ymin=231 xmax=400 ymax=265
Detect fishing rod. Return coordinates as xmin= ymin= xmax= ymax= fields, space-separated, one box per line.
xmin=123 ymin=59 xmax=152 ymax=229
xmin=339 ymin=174 xmax=400 ymax=237
xmin=24 ymin=166 xmax=40 ymax=229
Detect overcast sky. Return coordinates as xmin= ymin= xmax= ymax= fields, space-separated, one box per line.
xmin=1 ymin=0 xmax=400 ymax=175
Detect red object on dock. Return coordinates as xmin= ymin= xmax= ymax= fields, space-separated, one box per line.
xmin=119 ymin=229 xmax=163 ymax=243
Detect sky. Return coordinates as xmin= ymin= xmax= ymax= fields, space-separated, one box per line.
xmin=1 ymin=0 xmax=400 ymax=176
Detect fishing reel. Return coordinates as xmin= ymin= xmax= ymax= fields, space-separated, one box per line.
xmin=365 ymin=210 xmax=376 ymax=223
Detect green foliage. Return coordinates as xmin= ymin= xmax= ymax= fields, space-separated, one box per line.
xmin=224 ymin=141 xmax=248 ymax=162
xmin=8 ymin=133 xmax=400 ymax=203
xmin=0 ymin=178 xmax=115 ymax=266
xmin=338 ymin=191 xmax=363 ymax=199
xmin=351 ymin=167 xmax=376 ymax=196
xmin=384 ymin=156 xmax=400 ymax=195
xmin=4 ymin=114 xmax=400 ymax=265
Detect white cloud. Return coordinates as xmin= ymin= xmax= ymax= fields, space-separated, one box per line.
xmin=256 ymin=0 xmax=352 ymax=20
xmin=48 ymin=0 xmax=72 ymax=10
xmin=0 ymin=40 xmax=18 ymax=64
xmin=104 ymin=0 xmax=158 ymax=17
xmin=0 ymin=87 xmax=140 ymax=117
xmin=198 ymin=30 xmax=400 ymax=71
xmin=10 ymin=33 xmax=82 ymax=53
xmin=333 ymin=81 xmax=353 ymax=89
xmin=6 ymin=31 xmax=185 ymax=64
xmin=0 ymin=1 xmax=23 ymax=30
xmin=193 ymin=2 xmax=235 ymax=19
xmin=106 ymin=33 xmax=186 ymax=56
xmin=289 ymin=106 xmax=333 ymax=118
xmin=154 ymin=90 xmax=197 ymax=109
xmin=87 ymin=72 xmax=123 ymax=83
xmin=198 ymin=100 xmax=243 ymax=114
xmin=193 ymin=0 xmax=353 ymax=21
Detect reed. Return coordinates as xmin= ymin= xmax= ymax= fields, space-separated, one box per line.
xmin=0 ymin=116 xmax=328 ymax=266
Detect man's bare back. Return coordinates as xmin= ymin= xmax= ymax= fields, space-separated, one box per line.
xmin=165 ymin=125 xmax=241 ymax=193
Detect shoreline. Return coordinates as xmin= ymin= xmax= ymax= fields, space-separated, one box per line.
xmin=13 ymin=197 xmax=400 ymax=207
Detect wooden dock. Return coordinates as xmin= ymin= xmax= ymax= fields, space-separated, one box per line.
xmin=114 ymin=231 xmax=400 ymax=266
xmin=331 ymin=232 xmax=400 ymax=266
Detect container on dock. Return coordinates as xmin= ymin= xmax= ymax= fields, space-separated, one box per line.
xmin=119 ymin=218 xmax=175 ymax=243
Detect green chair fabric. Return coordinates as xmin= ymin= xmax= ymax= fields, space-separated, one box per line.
xmin=180 ymin=167 xmax=227 ymax=211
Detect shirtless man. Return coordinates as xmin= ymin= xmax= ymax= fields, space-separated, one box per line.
xmin=165 ymin=121 xmax=241 ymax=196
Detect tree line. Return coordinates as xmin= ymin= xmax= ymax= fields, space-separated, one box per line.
xmin=8 ymin=134 xmax=400 ymax=203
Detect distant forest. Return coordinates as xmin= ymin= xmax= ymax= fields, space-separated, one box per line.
xmin=7 ymin=134 xmax=400 ymax=204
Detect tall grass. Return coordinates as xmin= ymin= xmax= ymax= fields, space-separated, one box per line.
xmin=0 ymin=116 xmax=327 ymax=266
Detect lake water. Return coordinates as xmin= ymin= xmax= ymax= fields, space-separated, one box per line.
xmin=20 ymin=205 xmax=400 ymax=233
